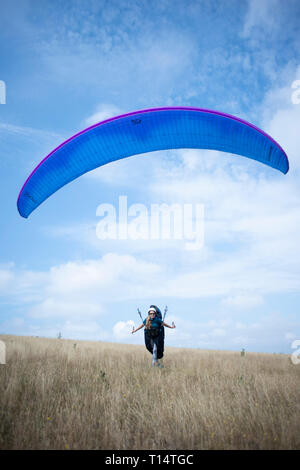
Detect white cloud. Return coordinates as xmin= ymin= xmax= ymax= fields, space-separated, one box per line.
xmin=242 ymin=0 xmax=282 ymax=38
xmin=29 ymin=298 xmax=103 ymax=319
xmin=46 ymin=253 xmax=161 ymax=299
xmin=0 ymin=122 xmax=61 ymax=141
xmin=221 ymin=294 xmax=264 ymax=310
xmin=83 ymin=150 xmax=153 ymax=186
xmin=34 ymin=5 xmax=197 ymax=106
xmin=285 ymin=332 xmax=296 ymax=340
xmin=264 ymin=88 xmax=300 ymax=171
xmin=1 ymin=257 xmax=299 ymax=351
xmin=0 ymin=253 xmax=163 ymax=314
xmin=210 ymin=328 xmax=226 ymax=337
xmin=44 ymin=222 xmax=99 ymax=249
xmin=0 ymin=268 xmax=14 ymax=292
xmin=113 ymin=320 xmax=135 ymax=339
xmin=83 ymin=103 xmax=123 ymax=127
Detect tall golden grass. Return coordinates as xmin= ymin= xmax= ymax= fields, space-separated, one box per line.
xmin=0 ymin=334 xmax=299 ymax=449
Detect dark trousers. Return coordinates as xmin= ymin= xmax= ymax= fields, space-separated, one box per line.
xmin=144 ymin=328 xmax=164 ymax=359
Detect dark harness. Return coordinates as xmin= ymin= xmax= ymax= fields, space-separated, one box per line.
xmin=145 ymin=327 xmax=161 ymax=338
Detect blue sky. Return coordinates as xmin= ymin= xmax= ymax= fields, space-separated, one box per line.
xmin=1 ymin=0 xmax=300 ymax=353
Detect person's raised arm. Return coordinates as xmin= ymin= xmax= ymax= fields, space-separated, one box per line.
xmin=162 ymin=321 xmax=176 ymax=329
xmin=132 ymin=323 xmax=145 ymax=334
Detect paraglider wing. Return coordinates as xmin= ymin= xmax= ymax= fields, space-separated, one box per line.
xmin=17 ymin=107 xmax=289 ymax=218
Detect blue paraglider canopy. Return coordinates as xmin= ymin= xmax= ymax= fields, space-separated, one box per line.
xmin=17 ymin=107 xmax=289 ymax=218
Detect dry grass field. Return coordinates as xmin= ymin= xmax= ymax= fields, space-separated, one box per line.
xmin=0 ymin=334 xmax=299 ymax=450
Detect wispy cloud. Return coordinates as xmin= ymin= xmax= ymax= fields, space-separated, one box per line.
xmin=83 ymin=103 xmax=123 ymax=127
xmin=221 ymin=293 xmax=264 ymax=309
xmin=0 ymin=122 xmax=61 ymax=141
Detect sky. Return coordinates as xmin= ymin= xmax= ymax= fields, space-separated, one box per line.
xmin=1 ymin=0 xmax=300 ymax=353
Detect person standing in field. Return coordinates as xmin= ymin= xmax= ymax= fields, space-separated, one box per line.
xmin=132 ymin=307 xmax=176 ymax=367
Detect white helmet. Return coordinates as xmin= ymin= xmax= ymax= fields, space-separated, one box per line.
xmin=148 ymin=308 xmax=156 ymax=314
